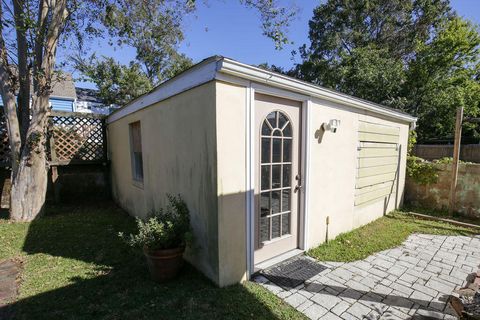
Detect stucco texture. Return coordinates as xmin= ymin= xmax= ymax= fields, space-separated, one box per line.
xmin=405 ymin=163 xmax=480 ymax=218
xmin=108 ymin=79 xmax=411 ymax=287
xmin=108 ymin=81 xmax=219 ymax=283
xmin=306 ymin=98 xmax=409 ymax=249
xmin=215 ymin=81 xmax=248 ymax=286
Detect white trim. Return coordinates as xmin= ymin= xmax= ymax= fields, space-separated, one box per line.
xmin=252 ymin=82 xmax=310 ymax=102
xmin=245 ymin=83 xmax=255 ymax=278
xmin=107 ymin=58 xmax=220 ymax=124
xmin=215 ymin=72 xmax=251 ymax=87
xmin=107 ymin=56 xmax=416 ymax=125
xmin=218 ymin=58 xmax=416 ymax=124
xmin=247 ymin=84 xmax=309 ymax=272
xmin=302 ymin=99 xmax=312 ymax=250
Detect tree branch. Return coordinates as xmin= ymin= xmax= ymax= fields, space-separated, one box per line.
xmin=13 ymin=0 xmax=30 ymax=146
xmin=0 ymin=0 xmax=21 ymax=176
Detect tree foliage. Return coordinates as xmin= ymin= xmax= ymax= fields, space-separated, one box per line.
xmin=73 ymin=0 xmax=297 ymax=107
xmin=297 ymin=0 xmax=480 ymax=142
xmin=75 ymin=57 xmax=153 ymax=106
xmin=0 ymin=0 xmax=295 ymax=221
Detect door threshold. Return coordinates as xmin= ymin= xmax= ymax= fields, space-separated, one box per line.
xmin=253 ymin=249 xmax=304 ymax=274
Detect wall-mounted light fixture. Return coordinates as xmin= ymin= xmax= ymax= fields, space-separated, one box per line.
xmin=322 ymin=119 xmax=341 ymax=133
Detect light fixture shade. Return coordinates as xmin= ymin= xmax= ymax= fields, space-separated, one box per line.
xmin=323 ymin=119 xmax=341 ymax=133
xmin=329 ymin=119 xmax=341 ymax=129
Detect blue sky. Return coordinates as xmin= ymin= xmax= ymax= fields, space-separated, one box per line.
xmin=75 ymin=0 xmax=480 ymax=89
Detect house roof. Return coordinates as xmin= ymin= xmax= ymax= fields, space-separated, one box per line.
xmin=51 ymin=73 xmax=77 ymax=100
xmin=108 ymin=56 xmax=417 ymax=124
xmin=76 ymin=87 xmax=104 ymax=104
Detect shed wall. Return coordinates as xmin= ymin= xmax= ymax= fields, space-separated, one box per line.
xmin=213 ymin=81 xmax=410 ymax=284
xmin=107 ymin=81 xmax=219 ymax=282
xmin=306 ymin=97 xmax=409 ymax=248
xmin=215 ymin=81 xmax=248 ymax=286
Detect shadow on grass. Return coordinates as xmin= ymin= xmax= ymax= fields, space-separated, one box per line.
xmin=386 ymin=213 xmax=478 ymax=236
xmin=0 ymin=208 xmax=8 ymax=220
xmin=2 ymin=203 xmax=292 ymax=320
xmin=401 ymin=205 xmax=480 ymax=226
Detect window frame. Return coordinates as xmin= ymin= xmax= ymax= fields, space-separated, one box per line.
xmin=129 ymin=121 xmax=144 ymax=186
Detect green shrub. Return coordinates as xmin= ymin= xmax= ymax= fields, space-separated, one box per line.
xmin=406 ymin=156 xmax=440 ymax=185
xmin=433 ymin=157 xmax=472 ymax=165
xmin=119 ymin=194 xmax=193 ymax=250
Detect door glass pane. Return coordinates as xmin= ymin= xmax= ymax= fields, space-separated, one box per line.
xmin=267 ymin=112 xmax=276 ymax=128
xmin=261 ymin=138 xmax=270 ymax=163
xmin=283 ymin=123 xmax=292 ymax=137
xmin=283 ymin=139 xmax=291 ymax=162
xmin=261 ymin=166 xmax=270 ymax=190
xmin=282 ymin=189 xmax=291 ymax=212
xmin=272 ymin=165 xmax=281 ymax=188
xmin=271 ymin=190 xmax=281 ymax=213
xmin=281 ymin=213 xmax=290 ymax=235
xmin=260 ymin=192 xmax=270 ymax=217
xmin=278 ymin=112 xmax=288 ymax=129
xmin=262 ymin=122 xmax=271 ymax=135
xmin=259 ymin=110 xmax=294 ymax=242
xmin=282 ymin=165 xmax=291 ymax=187
xmin=272 ymin=138 xmax=281 ymax=162
xmin=260 ymin=217 xmax=269 ymax=242
xmin=272 ymin=215 xmax=281 ymax=238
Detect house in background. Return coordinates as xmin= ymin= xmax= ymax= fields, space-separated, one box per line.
xmin=76 ymin=87 xmax=118 ymax=115
xmin=49 ymin=73 xmax=77 ymax=112
xmin=107 ymin=56 xmax=417 ymax=287
xmin=0 ymin=72 xmax=114 ymax=115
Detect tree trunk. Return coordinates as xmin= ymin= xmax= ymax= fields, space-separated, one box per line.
xmin=8 ymin=0 xmax=67 ymax=221
xmin=9 ymin=97 xmax=49 ymax=221
xmin=13 ymin=0 xmax=30 ymax=146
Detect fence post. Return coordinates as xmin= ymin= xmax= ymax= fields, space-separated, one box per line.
xmin=448 ymin=107 xmax=463 ymax=216
xmin=48 ymin=117 xmax=60 ymax=203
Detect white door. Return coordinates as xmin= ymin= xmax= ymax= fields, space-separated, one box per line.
xmin=254 ymin=93 xmax=302 ymax=264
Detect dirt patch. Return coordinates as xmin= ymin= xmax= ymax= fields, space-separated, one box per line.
xmin=0 ymin=258 xmax=22 ymax=318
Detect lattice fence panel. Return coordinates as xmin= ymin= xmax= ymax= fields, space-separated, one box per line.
xmin=0 ymin=111 xmax=107 ymax=166
xmin=50 ymin=113 xmax=106 ymax=162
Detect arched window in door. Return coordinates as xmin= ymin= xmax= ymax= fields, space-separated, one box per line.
xmin=259 ymin=111 xmax=293 ymax=242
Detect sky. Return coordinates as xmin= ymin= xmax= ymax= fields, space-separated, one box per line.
xmin=74 ymin=0 xmax=480 ymax=89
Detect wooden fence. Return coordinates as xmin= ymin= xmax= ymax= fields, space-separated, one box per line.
xmin=0 ymin=110 xmax=107 ymax=166
xmin=0 ymin=111 xmax=108 ymax=204
xmin=413 ymin=144 xmax=480 ymax=163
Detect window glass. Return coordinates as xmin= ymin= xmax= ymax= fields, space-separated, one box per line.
xmin=129 ymin=121 xmax=144 ymax=182
xmin=259 ymin=111 xmax=293 ymax=242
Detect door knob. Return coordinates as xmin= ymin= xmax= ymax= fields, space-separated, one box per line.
xmin=295 ymin=175 xmax=302 ymax=192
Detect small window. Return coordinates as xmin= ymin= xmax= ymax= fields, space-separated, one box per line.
xmin=129 ymin=121 xmax=143 ymax=183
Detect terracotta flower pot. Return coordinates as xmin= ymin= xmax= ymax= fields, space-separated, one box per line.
xmin=143 ymin=246 xmax=185 ymax=282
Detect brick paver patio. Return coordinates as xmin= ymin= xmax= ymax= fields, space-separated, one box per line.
xmin=255 ymin=234 xmax=480 ymax=319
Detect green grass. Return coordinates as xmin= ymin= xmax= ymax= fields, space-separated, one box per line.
xmin=401 ymin=205 xmax=480 ymax=226
xmin=307 ymin=211 xmax=478 ymax=263
xmin=0 ymin=204 xmax=305 ymax=320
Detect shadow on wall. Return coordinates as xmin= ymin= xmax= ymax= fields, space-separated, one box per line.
xmin=0 ymin=202 xmax=284 ymax=320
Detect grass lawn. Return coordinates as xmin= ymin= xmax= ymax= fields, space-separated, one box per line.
xmin=401 ymin=205 xmax=480 ymax=226
xmin=307 ymin=211 xmax=478 ymax=262
xmin=0 ymin=204 xmax=305 ymax=320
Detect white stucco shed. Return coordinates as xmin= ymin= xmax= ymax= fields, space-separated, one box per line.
xmin=107 ymin=56 xmax=417 ymax=287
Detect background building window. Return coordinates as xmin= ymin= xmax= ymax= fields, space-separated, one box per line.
xmin=129 ymin=121 xmax=143 ymax=183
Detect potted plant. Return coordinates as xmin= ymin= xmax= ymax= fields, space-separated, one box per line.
xmin=120 ymin=194 xmax=193 ymax=282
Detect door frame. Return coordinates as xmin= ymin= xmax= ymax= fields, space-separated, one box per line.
xmin=245 ymin=82 xmax=312 ymax=277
